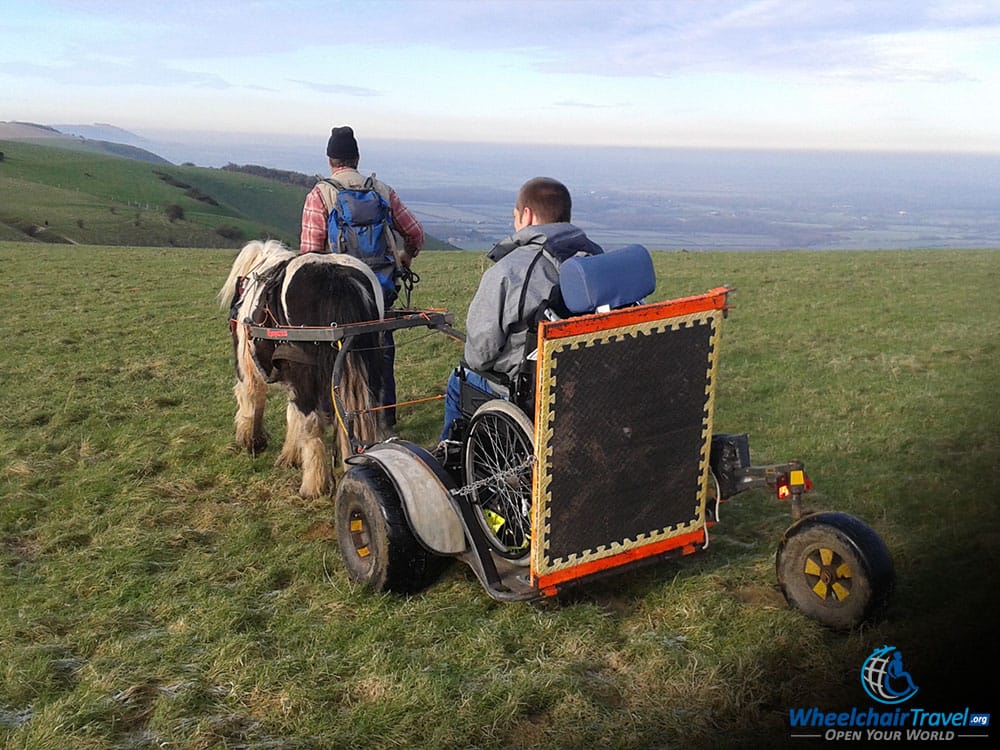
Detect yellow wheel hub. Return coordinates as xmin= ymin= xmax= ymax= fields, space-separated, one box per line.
xmin=803 ymin=546 xmax=853 ymax=601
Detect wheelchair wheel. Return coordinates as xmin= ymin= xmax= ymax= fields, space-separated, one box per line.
xmin=335 ymin=462 xmax=447 ymax=594
xmin=464 ymin=400 xmax=534 ymax=562
xmin=776 ymin=512 xmax=895 ymax=630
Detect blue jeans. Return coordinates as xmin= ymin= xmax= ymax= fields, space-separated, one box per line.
xmin=440 ymin=369 xmax=498 ymax=442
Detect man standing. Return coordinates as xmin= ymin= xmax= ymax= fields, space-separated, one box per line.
xmin=299 ymin=126 xmax=424 ymax=426
xmin=438 ymin=176 xmax=603 ymax=445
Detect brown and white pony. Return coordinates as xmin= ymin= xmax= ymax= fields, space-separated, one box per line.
xmin=218 ymin=240 xmax=386 ymax=497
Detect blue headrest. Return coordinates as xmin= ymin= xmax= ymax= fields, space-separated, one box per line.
xmin=559 ymin=244 xmax=655 ymax=314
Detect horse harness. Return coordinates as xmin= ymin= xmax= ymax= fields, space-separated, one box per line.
xmin=231 ymin=260 xmax=322 ymax=366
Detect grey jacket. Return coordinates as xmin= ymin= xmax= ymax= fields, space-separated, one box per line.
xmin=464 ymin=223 xmax=603 ymax=381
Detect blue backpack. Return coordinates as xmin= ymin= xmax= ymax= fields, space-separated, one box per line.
xmin=321 ymin=176 xmax=399 ymax=300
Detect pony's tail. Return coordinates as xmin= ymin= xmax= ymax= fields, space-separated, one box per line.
xmin=338 ymin=343 xmax=385 ymax=446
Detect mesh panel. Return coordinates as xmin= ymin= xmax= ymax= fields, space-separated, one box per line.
xmin=533 ymin=309 xmax=721 ymax=577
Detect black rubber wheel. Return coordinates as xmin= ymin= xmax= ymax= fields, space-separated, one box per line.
xmin=776 ymin=511 xmax=895 ymax=630
xmin=464 ymin=400 xmax=534 ymax=562
xmin=335 ymin=462 xmax=446 ymax=594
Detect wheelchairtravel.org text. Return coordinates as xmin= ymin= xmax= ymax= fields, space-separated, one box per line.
xmin=789 ymin=706 xmax=990 ymax=742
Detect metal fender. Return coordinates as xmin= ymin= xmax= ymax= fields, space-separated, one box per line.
xmin=352 ymin=440 xmax=467 ymax=556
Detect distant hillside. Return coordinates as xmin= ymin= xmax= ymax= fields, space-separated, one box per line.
xmin=222 ymin=163 xmax=320 ymax=189
xmin=0 ymin=138 xmax=306 ymax=248
xmin=0 ymin=133 xmax=458 ymax=250
xmin=52 ymin=122 xmax=151 ymax=145
xmin=0 ymin=121 xmax=171 ymax=165
xmin=0 ymin=121 xmax=66 ymax=139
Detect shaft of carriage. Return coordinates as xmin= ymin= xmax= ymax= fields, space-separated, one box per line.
xmin=245 ymin=308 xmax=462 ymax=454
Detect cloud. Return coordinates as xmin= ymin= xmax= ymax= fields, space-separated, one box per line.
xmin=0 ymin=58 xmax=234 ymax=89
xmin=812 ymin=31 xmax=985 ymax=83
xmin=15 ymin=1 xmax=999 ymax=88
xmin=4 ymin=0 xmax=997 ymax=150
xmin=288 ymin=79 xmax=382 ymax=97
xmin=20 ymin=0 xmax=312 ymax=59
xmin=467 ymin=0 xmax=1000 ymax=85
xmin=553 ymin=100 xmax=619 ymax=110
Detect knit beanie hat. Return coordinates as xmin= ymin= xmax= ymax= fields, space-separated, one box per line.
xmin=326 ymin=126 xmax=359 ymax=161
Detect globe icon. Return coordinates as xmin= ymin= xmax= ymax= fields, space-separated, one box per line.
xmin=861 ymin=645 xmax=919 ymax=704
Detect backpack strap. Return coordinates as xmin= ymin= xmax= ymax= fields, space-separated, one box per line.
xmin=367 ymin=175 xmax=404 ymax=276
xmin=512 ymin=247 xmax=561 ymax=332
xmin=314 ymin=180 xmax=342 ymax=253
xmin=316 ymin=175 xmax=382 ymax=211
xmin=315 ymin=178 xmax=345 ymax=210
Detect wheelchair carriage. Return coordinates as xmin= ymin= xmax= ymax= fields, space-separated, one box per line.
xmin=252 ymin=245 xmax=895 ymax=629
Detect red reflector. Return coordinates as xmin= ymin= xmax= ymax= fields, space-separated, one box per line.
xmin=777 ymin=484 xmax=791 ymax=500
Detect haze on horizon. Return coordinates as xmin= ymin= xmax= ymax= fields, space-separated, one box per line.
xmin=2 ymin=1 xmax=999 ymax=154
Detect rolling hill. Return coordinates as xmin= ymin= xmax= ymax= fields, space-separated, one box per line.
xmin=0 ymin=121 xmax=172 ymax=164
xmin=0 ymin=123 xmax=455 ymax=250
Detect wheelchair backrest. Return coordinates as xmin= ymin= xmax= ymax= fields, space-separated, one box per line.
xmin=531 ymin=285 xmax=730 ymax=592
xmin=559 ymin=244 xmax=655 ymax=314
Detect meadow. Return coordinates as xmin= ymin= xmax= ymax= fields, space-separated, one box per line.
xmin=1 ymin=244 xmax=997 ymax=749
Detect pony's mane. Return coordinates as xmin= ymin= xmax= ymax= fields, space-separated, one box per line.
xmin=217 ymin=239 xmax=296 ymax=311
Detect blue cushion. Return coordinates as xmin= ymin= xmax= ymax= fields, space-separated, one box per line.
xmin=559 ymin=244 xmax=655 ymax=314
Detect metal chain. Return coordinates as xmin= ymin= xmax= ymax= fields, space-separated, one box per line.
xmin=451 ymin=454 xmax=536 ymax=499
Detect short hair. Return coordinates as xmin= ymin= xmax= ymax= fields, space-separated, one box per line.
xmin=516 ymin=177 xmax=572 ymax=224
xmin=328 ymin=156 xmax=360 ymax=169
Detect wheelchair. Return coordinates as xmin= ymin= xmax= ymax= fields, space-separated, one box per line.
xmin=332 ymin=245 xmax=895 ymax=629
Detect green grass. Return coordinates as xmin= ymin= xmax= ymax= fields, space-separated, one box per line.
xmin=1 ymin=244 xmax=998 ymax=748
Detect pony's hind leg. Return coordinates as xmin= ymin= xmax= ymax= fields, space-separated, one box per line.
xmin=233 ymin=372 xmax=268 ymax=453
xmin=296 ymin=408 xmax=332 ymax=498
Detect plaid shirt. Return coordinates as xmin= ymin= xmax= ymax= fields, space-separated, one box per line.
xmin=299 ymin=170 xmax=424 ymax=260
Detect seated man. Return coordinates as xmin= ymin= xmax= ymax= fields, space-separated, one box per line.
xmin=438 ymin=177 xmax=603 ymax=446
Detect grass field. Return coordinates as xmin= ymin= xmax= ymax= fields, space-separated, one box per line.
xmin=1 ymin=244 xmax=998 ymax=749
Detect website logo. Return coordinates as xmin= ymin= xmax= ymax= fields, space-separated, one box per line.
xmin=788 ymin=646 xmax=989 ymax=742
xmin=861 ymin=645 xmax=919 ymax=705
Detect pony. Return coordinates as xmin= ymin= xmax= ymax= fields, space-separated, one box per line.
xmin=218 ymin=239 xmax=387 ymax=497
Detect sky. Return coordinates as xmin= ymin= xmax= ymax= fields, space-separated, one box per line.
xmin=2 ymin=0 xmax=1000 ymax=153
